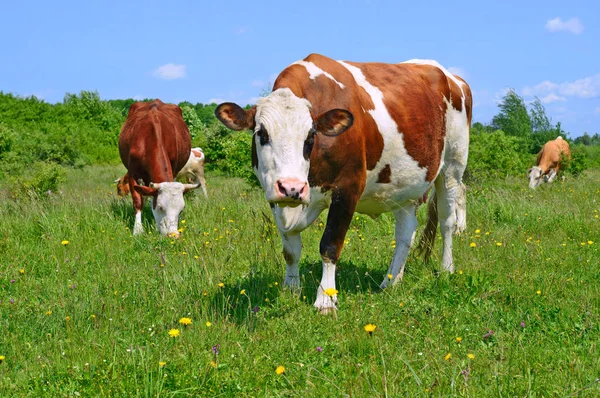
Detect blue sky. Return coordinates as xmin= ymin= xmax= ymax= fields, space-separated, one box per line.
xmin=1 ymin=0 xmax=598 ymax=137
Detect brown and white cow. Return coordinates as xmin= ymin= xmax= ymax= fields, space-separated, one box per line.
xmin=216 ymin=54 xmax=472 ymax=313
xmin=527 ymin=137 xmax=571 ymax=189
xmin=118 ymin=99 xmax=199 ymax=236
xmin=116 ymin=147 xmax=208 ymax=198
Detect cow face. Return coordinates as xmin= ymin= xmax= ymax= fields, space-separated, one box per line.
xmin=527 ymin=166 xmax=544 ymax=189
xmin=134 ymin=182 xmax=198 ymax=236
xmin=215 ymin=88 xmax=353 ymax=207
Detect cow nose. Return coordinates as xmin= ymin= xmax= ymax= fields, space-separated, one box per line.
xmin=275 ymin=178 xmax=308 ymax=201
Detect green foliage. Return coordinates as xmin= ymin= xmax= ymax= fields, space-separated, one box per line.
xmin=563 ymin=146 xmax=589 ymax=177
xmin=0 ymin=122 xmax=16 ymax=159
xmin=180 ymin=105 xmax=205 ymax=142
xmin=219 ymin=132 xmax=260 ymax=187
xmin=6 ymin=161 xmax=66 ymax=198
xmin=466 ymin=129 xmax=531 ymax=182
xmin=491 ymin=89 xmax=532 ymax=148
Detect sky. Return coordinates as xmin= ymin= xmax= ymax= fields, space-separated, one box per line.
xmin=1 ymin=0 xmax=598 ymax=137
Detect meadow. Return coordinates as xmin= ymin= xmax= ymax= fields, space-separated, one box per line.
xmin=0 ymin=165 xmax=599 ymax=397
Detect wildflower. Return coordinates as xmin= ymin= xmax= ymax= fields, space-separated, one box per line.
xmin=218 ymin=283 xmax=224 ymax=288
xmin=212 ymin=344 xmax=220 ymax=355
xmin=536 ymin=290 xmax=541 ymax=295
xmin=240 ymin=289 xmax=246 ymax=295
xmin=179 ymin=317 xmax=192 ymax=326
xmin=61 ymin=240 xmax=69 ymax=245
xmin=45 ymin=310 xmax=52 ymax=316
xmin=458 ymin=270 xmax=463 ymax=275
xmin=316 ymin=346 xmax=323 ymax=352
xmin=206 ymin=322 xmax=212 ymax=327
xmin=456 ymin=337 xmax=462 ymax=343
xmin=10 ymin=280 xmax=15 ymax=283
xmin=19 ymin=269 xmax=24 ymax=275
xmin=275 ymin=365 xmax=285 ymax=375
xmin=444 ymin=353 xmax=452 ymax=361
xmin=168 ymin=329 xmax=180 ymax=337
xmin=520 ymin=321 xmax=525 ymax=328
xmin=475 ymin=229 xmax=481 ymax=233
xmin=323 ymin=288 xmax=338 ymax=297
xmin=483 ymin=330 xmax=494 ymax=339
xmin=252 ymin=305 xmax=260 ymax=314
xmin=210 ymin=361 xmax=218 ymax=368
xmin=588 ymin=241 xmax=594 ymax=245
xmin=159 ymin=361 xmax=166 ymax=367
xmin=65 ymin=316 xmax=71 ymax=322
xmin=90 ymin=314 xmax=96 ymax=319
xmin=496 ymin=242 xmax=503 ymax=247
xmin=364 ymin=324 xmax=377 ymax=335
xmin=469 ymin=242 xmax=477 ymax=248
xmin=0 ymin=355 xmax=5 ymax=363
xmin=467 ymin=353 xmax=475 ymax=359
xmin=387 ymin=273 xmax=393 ymax=280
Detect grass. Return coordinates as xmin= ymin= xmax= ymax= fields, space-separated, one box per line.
xmin=1 ymin=165 xmax=599 ymax=396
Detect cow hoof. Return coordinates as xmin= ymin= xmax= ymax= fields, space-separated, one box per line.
xmin=284 ymin=276 xmax=300 ymax=289
xmin=133 ymin=225 xmax=144 ymax=235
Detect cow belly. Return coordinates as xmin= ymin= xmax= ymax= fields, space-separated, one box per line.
xmin=355 ymin=181 xmax=431 ymax=218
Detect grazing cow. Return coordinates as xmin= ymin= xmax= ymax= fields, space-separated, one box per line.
xmin=527 ymin=137 xmax=571 ymax=189
xmin=118 ymin=99 xmax=199 ymax=236
xmin=215 ymin=53 xmax=472 ymax=313
xmin=116 ymin=147 xmax=208 ymax=198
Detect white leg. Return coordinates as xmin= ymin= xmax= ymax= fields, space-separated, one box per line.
xmin=314 ymin=261 xmax=337 ymax=313
xmin=455 ymin=183 xmax=467 ymax=234
xmin=380 ymin=206 xmax=418 ymax=288
xmin=281 ymin=232 xmax=302 ymax=289
xmin=546 ymin=169 xmax=557 ymax=183
xmin=435 ymin=176 xmax=458 ymax=273
xmin=133 ymin=211 xmax=144 ymax=235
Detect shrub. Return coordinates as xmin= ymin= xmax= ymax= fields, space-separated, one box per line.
xmin=7 ymin=161 xmax=66 ymax=199
xmin=563 ymin=146 xmax=589 ymax=177
xmin=219 ymin=133 xmax=259 ymax=187
xmin=0 ymin=122 xmax=16 ymax=159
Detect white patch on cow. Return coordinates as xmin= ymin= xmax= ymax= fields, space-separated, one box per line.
xmin=133 ymin=211 xmax=144 ymax=235
xmin=253 ymin=88 xmax=313 ymax=202
xmin=292 ymin=60 xmax=345 ymax=89
xmin=314 ymin=261 xmax=337 ymax=312
xmin=151 ymin=182 xmax=187 ymax=236
xmin=337 ymin=60 xmax=429 ymax=217
xmin=271 ymin=188 xmax=331 ymax=234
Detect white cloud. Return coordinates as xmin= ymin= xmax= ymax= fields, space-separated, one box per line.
xmin=522 ymin=73 xmax=600 ymax=100
xmin=545 ymin=17 xmax=584 ymax=34
xmin=447 ymin=66 xmax=466 ymax=78
xmin=539 ymin=93 xmax=567 ymax=103
xmin=152 ymin=63 xmax=187 ymax=80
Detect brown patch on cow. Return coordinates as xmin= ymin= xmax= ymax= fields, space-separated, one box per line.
xmin=454 ymin=75 xmax=473 ymax=125
xmin=537 ymin=137 xmax=571 ymax=174
xmin=377 ymin=164 xmax=391 ymax=183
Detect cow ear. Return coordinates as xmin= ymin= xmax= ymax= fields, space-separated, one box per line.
xmin=215 ymin=103 xmax=256 ymax=131
xmin=134 ymin=185 xmax=159 ymax=197
xmin=314 ymin=109 xmax=354 ymax=137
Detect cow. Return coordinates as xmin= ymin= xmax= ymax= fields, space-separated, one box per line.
xmin=527 ymin=137 xmax=571 ymax=189
xmin=215 ymin=53 xmax=472 ymax=313
xmin=118 ymin=99 xmax=199 ymax=236
xmin=116 ymin=147 xmax=208 ymax=198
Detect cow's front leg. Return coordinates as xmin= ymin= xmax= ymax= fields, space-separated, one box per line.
xmin=281 ymin=232 xmax=302 ymax=289
xmin=545 ymin=169 xmax=557 ymax=183
xmin=314 ymin=199 xmax=356 ymax=314
xmin=380 ymin=205 xmax=418 ymax=289
xmin=130 ymin=176 xmax=145 ymax=235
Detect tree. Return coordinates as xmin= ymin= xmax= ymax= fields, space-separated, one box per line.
xmin=491 ymin=89 xmax=532 ymax=147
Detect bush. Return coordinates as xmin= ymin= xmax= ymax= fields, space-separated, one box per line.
xmin=563 ymin=146 xmax=589 ymax=177
xmin=466 ymin=129 xmax=531 ymax=182
xmin=219 ymin=133 xmax=259 ymax=187
xmin=7 ymin=161 xmax=66 ymax=199
xmin=0 ymin=123 xmax=16 ymax=159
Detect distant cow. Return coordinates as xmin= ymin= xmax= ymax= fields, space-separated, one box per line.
xmin=527 ymin=137 xmax=571 ymax=189
xmin=116 ymin=147 xmax=208 ymax=198
xmin=215 ymin=53 xmax=471 ymax=313
xmin=118 ymin=100 xmax=199 ymax=236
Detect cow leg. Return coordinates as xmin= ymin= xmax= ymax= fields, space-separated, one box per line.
xmin=380 ymin=205 xmax=418 ymax=289
xmin=435 ymin=174 xmax=459 ymax=273
xmin=455 ymin=182 xmax=467 ymax=234
xmin=314 ymin=198 xmax=356 ymax=314
xmin=130 ymin=176 xmax=145 ymax=235
xmin=546 ymin=169 xmax=557 ymax=183
xmin=198 ymin=175 xmax=208 ymax=198
xmin=281 ymin=232 xmax=302 ymax=289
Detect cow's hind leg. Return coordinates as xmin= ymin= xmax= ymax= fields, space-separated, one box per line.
xmin=380 ymin=204 xmax=418 ymax=288
xmin=281 ymin=232 xmax=302 ymax=289
xmin=435 ymin=172 xmax=462 ymax=273
xmin=455 ymin=182 xmax=467 ymax=234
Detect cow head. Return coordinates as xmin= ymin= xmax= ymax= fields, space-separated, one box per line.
xmin=115 ymin=175 xmax=130 ymax=197
xmin=133 ymin=182 xmax=199 ymax=236
xmin=215 ymin=88 xmax=353 ymax=207
xmin=527 ymin=166 xmax=544 ymax=189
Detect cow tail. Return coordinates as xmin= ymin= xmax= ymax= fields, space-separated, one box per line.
xmin=417 ymin=191 xmax=438 ymax=262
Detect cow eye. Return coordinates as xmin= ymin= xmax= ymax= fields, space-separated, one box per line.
xmin=256 ymin=127 xmax=270 ymax=146
xmin=303 ymin=130 xmax=316 ymax=160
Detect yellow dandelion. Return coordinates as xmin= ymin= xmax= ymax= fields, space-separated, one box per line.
xmin=496 ymin=242 xmax=503 ymax=247
xmin=467 ymin=353 xmax=475 ymax=359
xmin=456 ymin=337 xmax=462 ymax=343
xmin=179 ymin=317 xmax=192 ymax=326
xmin=90 ymin=314 xmax=96 ymax=319
xmin=562 ymin=243 xmax=567 ymax=247
xmin=536 ymin=290 xmax=541 ymax=295
xmin=65 ymin=316 xmax=71 ymax=322
xmin=45 ymin=310 xmax=52 ymax=316
xmin=475 ymin=229 xmax=481 ymax=233
xmin=0 ymin=355 xmax=5 ymax=363
xmin=588 ymin=241 xmax=594 ymax=245
xmin=485 ymin=231 xmax=490 ymax=235
xmin=275 ymin=365 xmax=285 ymax=375
xmin=19 ymin=269 xmax=25 ymax=275
xmin=160 ymin=263 xmax=165 ymax=267
xmin=469 ymin=242 xmax=477 ymax=248
xmin=159 ymin=361 xmax=166 ymax=367
xmin=274 ymin=282 xmax=278 ymax=286
xmin=399 ymin=302 xmax=404 ymax=307
xmin=206 ymin=321 xmax=212 ymax=327
xmin=364 ymin=324 xmax=377 ymax=334
xmin=323 ymin=288 xmax=338 ymax=297
xmin=218 ymin=282 xmax=224 ymax=288
xmin=210 ymin=361 xmax=218 ymax=368
xmin=387 ymin=273 xmax=393 ymax=280
xmin=168 ymin=329 xmax=180 ymax=337
xmin=240 ymin=289 xmax=246 ymax=295
xmin=458 ymin=270 xmax=463 ymax=275
xmin=444 ymin=353 xmax=452 ymax=361
xmin=61 ymin=240 xmax=69 ymax=246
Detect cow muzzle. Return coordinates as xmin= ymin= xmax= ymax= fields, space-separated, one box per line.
xmin=272 ymin=178 xmax=309 ymax=206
